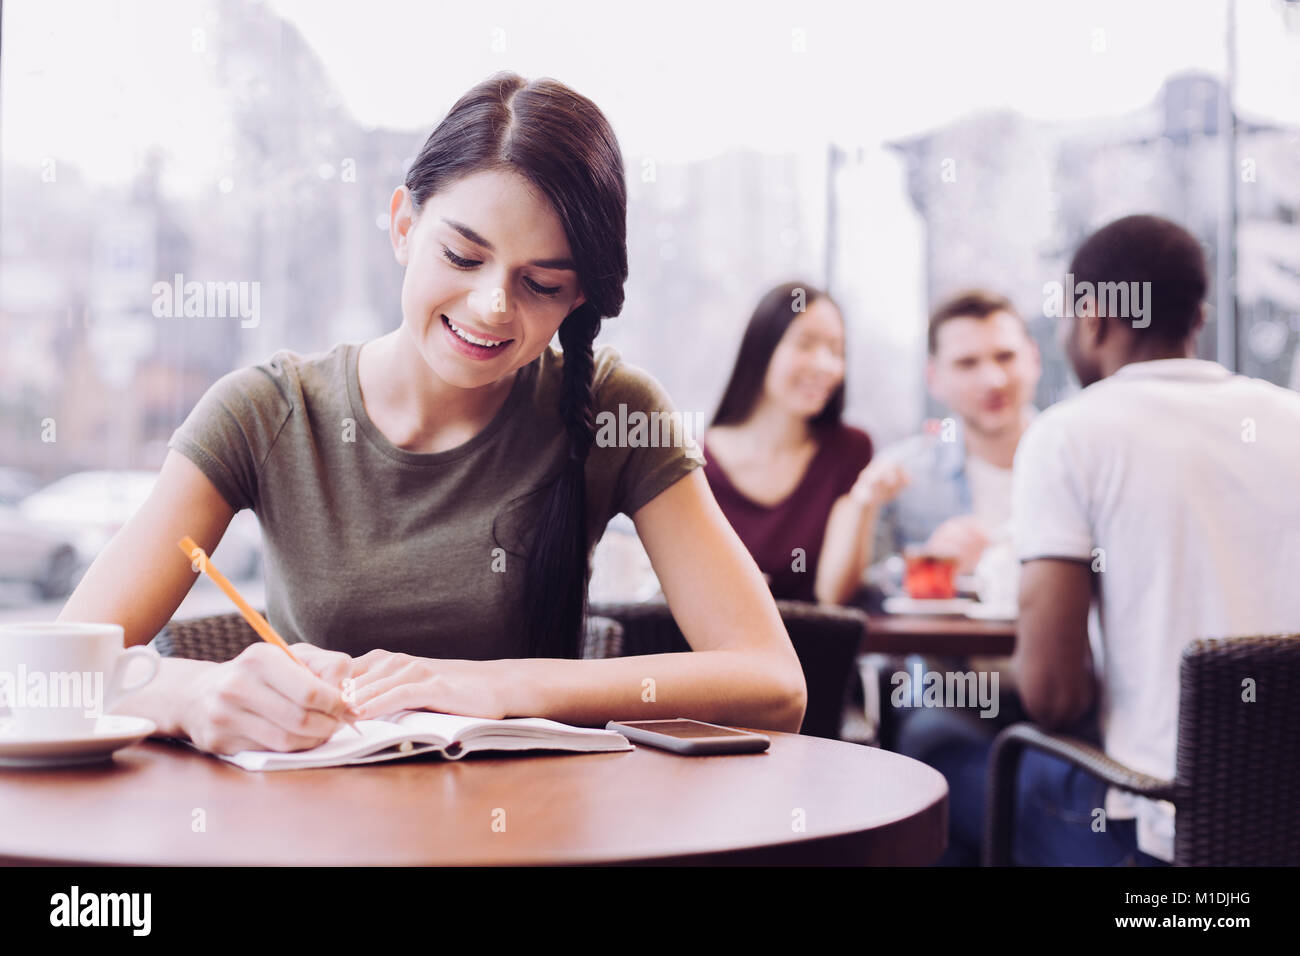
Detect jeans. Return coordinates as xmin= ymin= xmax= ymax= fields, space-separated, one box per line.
xmin=895 ymin=707 xmax=1170 ymax=866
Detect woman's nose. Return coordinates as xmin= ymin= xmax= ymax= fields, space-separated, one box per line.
xmin=816 ymin=346 xmax=844 ymax=375
xmin=466 ymin=277 xmax=512 ymax=323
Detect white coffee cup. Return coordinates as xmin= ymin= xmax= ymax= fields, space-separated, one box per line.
xmin=973 ymin=538 xmax=1020 ymax=616
xmin=0 ymin=622 xmax=160 ymax=738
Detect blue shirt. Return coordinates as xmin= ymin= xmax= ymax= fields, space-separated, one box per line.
xmin=876 ymin=420 xmax=971 ymax=558
xmin=871 ymin=409 xmax=1037 ymax=573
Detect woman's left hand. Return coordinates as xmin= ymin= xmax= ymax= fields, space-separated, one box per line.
xmin=344 ymin=651 xmax=511 ymax=721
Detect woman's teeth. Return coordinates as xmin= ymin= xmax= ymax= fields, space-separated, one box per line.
xmin=445 ymin=316 xmax=509 ymax=348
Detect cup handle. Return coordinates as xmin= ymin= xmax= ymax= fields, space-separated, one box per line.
xmin=105 ymin=646 xmax=161 ymax=711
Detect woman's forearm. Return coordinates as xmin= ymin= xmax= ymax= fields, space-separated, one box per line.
xmin=814 ymin=495 xmax=879 ymax=605
xmin=500 ymin=650 xmax=807 ymax=734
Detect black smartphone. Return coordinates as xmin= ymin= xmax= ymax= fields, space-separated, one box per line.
xmin=605 ymin=718 xmax=771 ymax=755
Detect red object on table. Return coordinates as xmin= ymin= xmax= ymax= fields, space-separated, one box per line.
xmin=903 ymin=552 xmax=957 ymax=600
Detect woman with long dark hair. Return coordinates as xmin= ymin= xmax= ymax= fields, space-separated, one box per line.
xmin=57 ymin=73 xmax=806 ymax=753
xmin=705 ymin=281 xmax=902 ymax=604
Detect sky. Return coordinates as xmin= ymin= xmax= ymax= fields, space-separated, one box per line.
xmin=263 ymin=0 xmax=1299 ymax=149
xmin=2 ymin=0 xmax=1298 ymax=189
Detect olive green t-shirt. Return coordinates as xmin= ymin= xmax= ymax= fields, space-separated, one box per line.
xmin=167 ymin=341 xmax=702 ymax=660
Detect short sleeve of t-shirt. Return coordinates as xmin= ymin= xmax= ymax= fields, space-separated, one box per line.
xmin=1011 ymin=410 xmax=1094 ymax=562
xmin=591 ymin=350 xmax=705 ymax=518
xmin=166 ymin=360 xmax=294 ymax=514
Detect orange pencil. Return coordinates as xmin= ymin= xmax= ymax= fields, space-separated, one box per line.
xmin=178 ymin=536 xmax=363 ymax=737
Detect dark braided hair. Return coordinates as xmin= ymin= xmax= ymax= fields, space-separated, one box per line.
xmin=403 ymin=73 xmax=628 ymax=660
xmin=523 ymin=302 xmax=602 ymax=657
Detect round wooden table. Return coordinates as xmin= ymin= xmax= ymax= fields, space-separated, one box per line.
xmin=0 ymin=730 xmax=947 ymax=865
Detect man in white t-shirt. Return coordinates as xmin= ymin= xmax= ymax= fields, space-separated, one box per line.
xmin=1011 ymin=214 xmax=1300 ymax=863
xmin=929 ymin=213 xmax=1300 ymax=865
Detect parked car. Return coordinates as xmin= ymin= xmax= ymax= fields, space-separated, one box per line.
xmin=0 ymin=467 xmax=40 ymax=506
xmin=17 ymin=470 xmax=263 ymax=585
xmin=0 ymin=503 xmax=84 ymax=598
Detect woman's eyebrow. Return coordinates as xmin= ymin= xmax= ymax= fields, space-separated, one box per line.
xmin=441 ymin=217 xmax=576 ymax=271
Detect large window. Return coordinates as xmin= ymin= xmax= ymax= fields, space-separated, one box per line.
xmin=2 ymin=0 xmax=1297 ymax=615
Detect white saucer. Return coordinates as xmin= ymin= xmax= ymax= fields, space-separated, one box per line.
xmin=0 ymin=715 xmax=156 ymax=768
xmin=964 ymin=603 xmax=1018 ymax=621
xmin=882 ymin=596 xmax=975 ymax=616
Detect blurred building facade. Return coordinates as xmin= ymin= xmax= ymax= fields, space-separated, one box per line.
xmin=883 ymin=71 xmax=1300 ymax=414
xmin=3 ymin=3 xmax=1296 ymax=487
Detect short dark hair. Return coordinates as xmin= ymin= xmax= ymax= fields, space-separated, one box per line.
xmin=1067 ymin=214 xmax=1207 ymax=345
xmin=927 ymin=289 xmax=1022 ymax=355
xmin=711 ymin=280 xmax=845 ymax=430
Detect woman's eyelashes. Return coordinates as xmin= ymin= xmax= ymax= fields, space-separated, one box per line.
xmin=440 ymin=245 xmax=562 ymax=299
xmin=441 ymin=245 xmax=480 ymax=269
xmin=526 ymin=278 xmax=562 ymax=298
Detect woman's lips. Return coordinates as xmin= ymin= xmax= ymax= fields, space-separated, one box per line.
xmin=441 ymin=314 xmax=514 ymax=360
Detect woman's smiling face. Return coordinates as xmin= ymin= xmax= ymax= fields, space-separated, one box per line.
xmin=390 ymin=168 xmax=587 ymax=389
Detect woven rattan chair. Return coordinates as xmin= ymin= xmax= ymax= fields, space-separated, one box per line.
xmin=151 ymin=612 xmax=625 ymax=662
xmin=983 ymin=634 xmax=1300 ymax=866
xmin=589 ymin=599 xmax=867 ymax=740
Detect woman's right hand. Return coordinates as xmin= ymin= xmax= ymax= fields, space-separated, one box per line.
xmin=179 ymin=643 xmax=358 ymax=755
xmin=849 ymin=458 xmax=910 ymax=509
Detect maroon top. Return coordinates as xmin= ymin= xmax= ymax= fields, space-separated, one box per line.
xmin=703 ymin=424 xmax=874 ymax=602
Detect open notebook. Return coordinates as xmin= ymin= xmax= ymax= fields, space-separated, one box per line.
xmin=219 ymin=710 xmax=634 ymax=771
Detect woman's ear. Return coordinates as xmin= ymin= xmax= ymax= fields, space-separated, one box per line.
xmin=389 ymin=186 xmax=415 ymax=266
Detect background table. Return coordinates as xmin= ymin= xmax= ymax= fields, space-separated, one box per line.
xmin=0 ymin=729 xmax=948 ymax=866
xmin=848 ymin=614 xmax=1019 ymax=749
xmin=863 ymin=614 xmax=1016 ymax=657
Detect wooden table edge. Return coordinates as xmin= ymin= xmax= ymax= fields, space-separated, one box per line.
xmin=0 ymin=733 xmax=949 ymax=867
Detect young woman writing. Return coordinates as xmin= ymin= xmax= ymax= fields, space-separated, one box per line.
xmin=57 ymin=73 xmax=806 ymax=754
xmin=704 ymin=282 xmax=906 ymax=605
